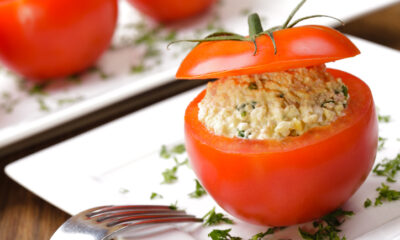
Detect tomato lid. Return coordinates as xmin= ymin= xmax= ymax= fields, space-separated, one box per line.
xmin=174 ymin=1 xmax=360 ymax=79
xmin=176 ymin=25 xmax=360 ymax=79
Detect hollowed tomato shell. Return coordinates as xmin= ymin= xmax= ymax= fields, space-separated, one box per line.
xmin=184 ymin=69 xmax=377 ymax=226
xmin=176 ymin=26 xmax=360 ymax=79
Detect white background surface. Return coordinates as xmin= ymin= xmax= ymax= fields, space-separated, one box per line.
xmin=0 ymin=0 xmax=397 ymax=148
xmin=6 ymin=36 xmax=400 ymax=239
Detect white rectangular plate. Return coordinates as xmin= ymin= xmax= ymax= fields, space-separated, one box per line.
xmin=0 ymin=0 xmax=397 ymax=148
xmin=5 ymin=36 xmax=400 ymax=239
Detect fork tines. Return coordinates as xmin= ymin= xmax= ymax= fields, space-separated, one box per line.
xmin=87 ymin=205 xmax=202 ymax=227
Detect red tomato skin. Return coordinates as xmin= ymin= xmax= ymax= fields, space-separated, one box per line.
xmin=127 ymin=0 xmax=216 ymax=23
xmin=184 ymin=69 xmax=377 ymax=226
xmin=176 ymin=26 xmax=360 ymax=79
xmin=0 ymin=0 xmax=118 ymax=81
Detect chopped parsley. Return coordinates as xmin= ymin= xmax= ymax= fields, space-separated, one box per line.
xmin=159 ymin=144 xmax=186 ymax=159
xmin=208 ymin=229 xmax=241 ymax=240
xmin=150 ymin=192 xmax=163 ymax=200
xmin=237 ymin=130 xmax=246 ymax=138
xmin=161 ymin=165 xmax=178 ymax=184
xmin=298 ymin=208 xmax=353 ymax=240
xmin=378 ymin=114 xmax=391 ymax=123
xmin=189 ymin=179 xmax=207 ymax=198
xmin=321 ymin=100 xmax=335 ymax=108
xmin=378 ymin=137 xmax=387 ymax=151
xmin=119 ymin=188 xmax=129 ymax=194
xmin=248 ymin=82 xmax=258 ymax=90
xmin=241 ymin=111 xmax=247 ymax=117
xmin=341 ymin=85 xmax=348 ymax=98
xmin=203 ymin=207 xmax=234 ymax=226
xmin=364 ymin=198 xmax=372 ymax=208
xmin=161 ymin=157 xmax=188 ymax=184
xmin=37 ymin=98 xmax=50 ymax=112
xmin=373 ymin=154 xmax=400 ymax=182
xmin=131 ymin=64 xmax=145 ymax=74
xmin=250 ymin=227 xmax=285 ymax=240
xmin=169 ymin=201 xmax=179 ymax=210
xmin=0 ymin=92 xmax=19 ymax=113
xmin=374 ymin=183 xmax=400 ymax=206
xmin=29 ymin=83 xmax=47 ymax=96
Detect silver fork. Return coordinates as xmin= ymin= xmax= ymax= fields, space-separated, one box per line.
xmin=50 ymin=205 xmax=203 ymax=240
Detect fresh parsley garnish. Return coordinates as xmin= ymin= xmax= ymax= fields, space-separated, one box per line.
xmin=364 ymin=198 xmax=372 ymax=208
xmin=203 ymin=207 xmax=234 ymax=226
xmin=298 ymin=208 xmax=353 ymax=240
xmin=250 ymin=227 xmax=285 ymax=240
xmin=189 ymin=179 xmax=207 ymax=198
xmin=161 ymin=157 xmax=188 ymax=184
xmin=150 ymin=192 xmax=163 ymax=200
xmin=378 ymin=114 xmax=391 ymax=123
xmin=248 ymin=82 xmax=258 ymax=90
xmin=237 ymin=130 xmax=246 ymax=138
xmin=373 ymin=154 xmax=400 ymax=182
xmin=161 ymin=165 xmax=178 ymax=184
xmin=378 ymin=137 xmax=387 ymax=151
xmin=159 ymin=144 xmax=186 ymax=159
xmin=341 ymin=85 xmax=348 ymax=98
xmin=169 ymin=201 xmax=179 ymax=210
xmin=208 ymin=229 xmax=242 ymax=240
xmin=374 ymin=183 xmax=400 ymax=206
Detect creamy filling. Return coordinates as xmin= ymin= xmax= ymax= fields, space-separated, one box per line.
xmin=198 ymin=65 xmax=349 ymax=140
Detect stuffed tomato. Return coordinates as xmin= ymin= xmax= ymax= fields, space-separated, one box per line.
xmin=176 ymin=7 xmax=378 ymax=226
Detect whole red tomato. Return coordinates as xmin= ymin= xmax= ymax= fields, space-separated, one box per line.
xmin=127 ymin=0 xmax=216 ymax=23
xmin=0 ymin=0 xmax=118 ymax=81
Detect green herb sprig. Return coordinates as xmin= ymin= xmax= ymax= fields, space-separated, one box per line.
xmin=373 ymin=154 xmax=400 ymax=182
xmin=189 ymin=179 xmax=207 ymax=198
xmin=203 ymin=207 xmax=234 ymax=226
xmin=298 ymin=208 xmax=353 ymax=240
xmin=208 ymin=229 xmax=242 ymax=240
xmin=250 ymin=227 xmax=286 ymax=240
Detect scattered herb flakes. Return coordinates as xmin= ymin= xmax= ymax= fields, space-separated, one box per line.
xmin=150 ymin=192 xmax=163 ymax=200
xmin=119 ymin=188 xmax=129 ymax=194
xmin=160 ymin=145 xmax=171 ymax=159
xmin=161 ymin=166 xmax=178 ymax=184
xmin=341 ymin=85 xmax=348 ymax=98
xmin=189 ymin=179 xmax=207 ymax=198
xmin=250 ymin=227 xmax=285 ymax=240
xmin=373 ymin=154 xmax=400 ymax=182
xmin=378 ymin=137 xmax=387 ymax=151
xmin=37 ymin=98 xmax=50 ymax=112
xmin=241 ymin=111 xmax=247 ymax=117
xmin=378 ymin=114 xmax=391 ymax=123
xmin=203 ymin=207 xmax=234 ymax=226
xmin=248 ymin=82 xmax=258 ymax=90
xmin=0 ymin=92 xmax=19 ymax=113
xmin=131 ymin=64 xmax=145 ymax=74
xmin=29 ymin=83 xmax=48 ymax=96
xmin=364 ymin=198 xmax=372 ymax=208
xmin=159 ymin=144 xmax=186 ymax=159
xmin=169 ymin=201 xmax=178 ymax=210
xmin=164 ymin=30 xmax=177 ymax=42
xmin=374 ymin=183 xmax=400 ymax=206
xmin=237 ymin=130 xmax=246 ymax=138
xmin=57 ymin=96 xmax=83 ymax=107
xmin=298 ymin=208 xmax=353 ymax=240
xmin=172 ymin=144 xmax=186 ymax=154
xmin=208 ymin=229 xmax=242 ymax=240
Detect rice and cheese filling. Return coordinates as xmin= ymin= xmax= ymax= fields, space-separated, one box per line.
xmin=198 ymin=65 xmax=349 ymax=140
